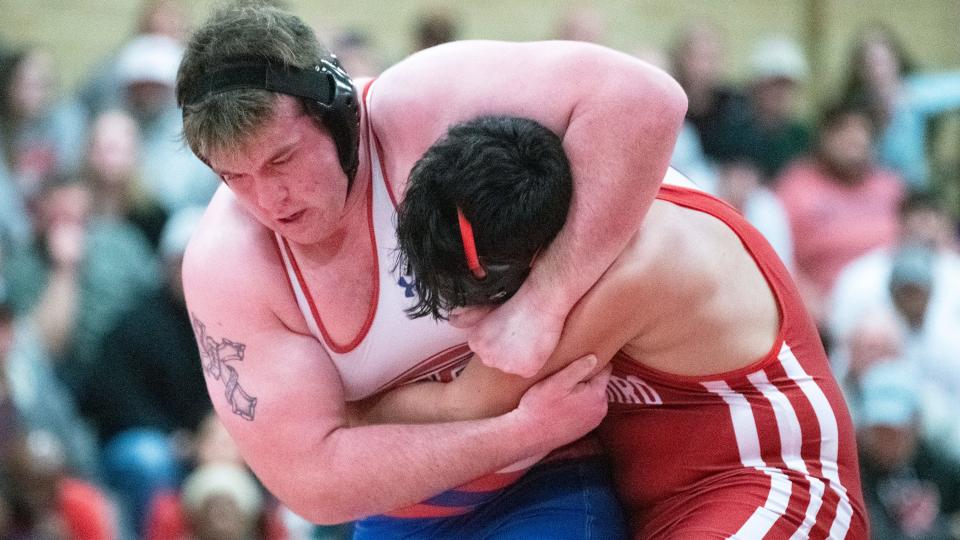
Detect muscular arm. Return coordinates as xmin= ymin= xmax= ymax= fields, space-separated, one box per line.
xmin=374 ymin=40 xmax=686 ymax=376
xmin=182 ymin=195 xmax=608 ymax=524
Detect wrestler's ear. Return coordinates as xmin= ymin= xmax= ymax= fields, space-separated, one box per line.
xmin=447 ymin=306 xmax=493 ymax=329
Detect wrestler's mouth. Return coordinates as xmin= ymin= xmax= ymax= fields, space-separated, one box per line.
xmin=278 ymin=210 xmax=306 ymax=224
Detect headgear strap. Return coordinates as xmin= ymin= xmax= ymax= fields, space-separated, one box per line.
xmin=456 ymin=208 xmax=487 ymax=279
xmin=179 ymin=56 xmax=361 ymax=184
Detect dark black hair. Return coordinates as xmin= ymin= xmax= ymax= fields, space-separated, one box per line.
xmin=396 ymin=116 xmax=573 ymax=319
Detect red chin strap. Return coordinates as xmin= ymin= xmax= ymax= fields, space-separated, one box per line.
xmin=456 ymin=207 xmax=487 ymax=279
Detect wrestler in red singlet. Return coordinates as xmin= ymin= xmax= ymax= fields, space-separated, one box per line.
xmin=344 ymin=117 xmax=869 ymax=539
xmin=601 ymin=184 xmax=868 ymax=539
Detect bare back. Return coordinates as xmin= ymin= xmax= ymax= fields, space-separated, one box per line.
xmin=609 ymin=192 xmax=781 ymax=376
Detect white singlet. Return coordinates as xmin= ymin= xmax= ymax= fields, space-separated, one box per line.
xmin=275 ymin=81 xmax=472 ymax=401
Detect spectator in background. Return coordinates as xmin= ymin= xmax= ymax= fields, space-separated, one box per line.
xmin=776 ymin=101 xmax=904 ymax=324
xmin=83 ymin=109 xmax=167 ymax=250
xmin=713 ymin=158 xmax=794 ymax=269
xmin=841 ymin=23 xmax=960 ymax=188
xmin=331 ymin=29 xmax=386 ymax=79
xmin=1 ymin=179 xmax=159 ymax=395
xmin=78 ymin=0 xmax=190 ymax=116
xmin=411 ymin=7 xmax=459 ymax=52
xmin=838 ymin=307 xmax=904 ymax=411
xmin=827 ymin=191 xmax=960 ymax=451
xmin=631 ymin=45 xmax=715 ymax=187
xmin=669 ymin=19 xmax=748 ymax=164
xmin=179 ymin=464 xmax=270 ymax=540
xmin=637 ymin=44 xmax=796 ymax=269
xmin=0 ymin=47 xmax=87 ymax=206
xmin=83 ymin=206 xmax=210 ymax=536
xmin=145 ymin=413 xmax=296 ymax=540
xmin=114 ymin=33 xmax=218 ymax=214
xmin=0 ymin=430 xmax=118 ymax=540
xmin=830 ymin=190 xmax=960 ymax=344
xmin=856 ymin=360 xmax=960 ymax=539
xmin=1 ymin=261 xmax=100 ymax=480
xmin=736 ymin=37 xmax=812 ymax=181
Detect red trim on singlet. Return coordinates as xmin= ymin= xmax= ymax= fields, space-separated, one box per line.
xmin=453 ymin=470 xmax=528 ymax=493
xmin=614 ymin=184 xmax=789 ymax=386
xmin=277 ymin=79 xmax=381 ymax=353
xmin=375 ymin=343 xmax=473 ymax=392
xmin=372 ymin=125 xmax=400 ymax=209
xmin=360 ymin=78 xmax=401 ymax=209
xmin=280 ymin=181 xmax=379 ymax=353
xmin=384 ymin=504 xmax=471 ymax=519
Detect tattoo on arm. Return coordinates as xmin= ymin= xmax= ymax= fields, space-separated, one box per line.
xmin=191 ymin=313 xmax=258 ymax=421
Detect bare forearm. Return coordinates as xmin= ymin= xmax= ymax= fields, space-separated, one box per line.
xmin=525 ymin=69 xmax=686 ymax=313
xmin=271 ymin=411 xmax=548 ymax=523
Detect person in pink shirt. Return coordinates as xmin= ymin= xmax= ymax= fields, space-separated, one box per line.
xmin=775 ymin=102 xmax=904 ymax=325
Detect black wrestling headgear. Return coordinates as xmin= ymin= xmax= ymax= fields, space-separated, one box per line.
xmin=453 ymin=208 xmax=534 ymax=306
xmin=178 ymin=56 xmax=361 ymax=185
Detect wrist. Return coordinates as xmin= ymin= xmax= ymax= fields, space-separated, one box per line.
xmin=515 ymin=280 xmax=569 ymax=323
xmin=501 ymin=407 xmax=554 ymax=458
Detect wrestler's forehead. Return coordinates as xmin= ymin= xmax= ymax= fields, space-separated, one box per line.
xmin=208 ymin=97 xmax=312 ymax=173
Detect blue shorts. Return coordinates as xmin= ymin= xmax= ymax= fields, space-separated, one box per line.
xmin=352 ymin=457 xmax=626 ymax=540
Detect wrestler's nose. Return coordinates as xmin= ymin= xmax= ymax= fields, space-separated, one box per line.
xmin=255 ymin=176 xmax=289 ymax=211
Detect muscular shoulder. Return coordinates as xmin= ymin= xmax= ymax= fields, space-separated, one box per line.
xmin=368 ymin=40 xmax=673 ymax=152
xmin=598 ymin=201 xmax=722 ymax=318
xmin=182 ymin=186 xmax=303 ymax=329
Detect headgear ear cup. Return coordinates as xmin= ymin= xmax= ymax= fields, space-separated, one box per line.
xmin=311 ymin=57 xmax=361 ymax=187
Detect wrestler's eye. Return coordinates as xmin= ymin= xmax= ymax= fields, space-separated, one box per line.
xmin=221 ymin=173 xmax=245 ymax=184
xmin=271 ymin=150 xmax=295 ymax=166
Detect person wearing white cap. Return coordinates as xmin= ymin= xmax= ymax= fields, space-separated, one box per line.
xmin=180 ymin=463 xmax=265 ymax=540
xmin=115 ymin=35 xmax=219 ymax=215
xmin=856 ymin=360 xmax=960 ymax=539
xmin=736 ymin=36 xmax=813 ymax=181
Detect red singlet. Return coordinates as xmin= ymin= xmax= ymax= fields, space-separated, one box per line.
xmin=600 ymin=185 xmax=868 ymax=539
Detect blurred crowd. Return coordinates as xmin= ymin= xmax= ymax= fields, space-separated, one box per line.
xmin=1 ymin=1 xmax=958 ymax=539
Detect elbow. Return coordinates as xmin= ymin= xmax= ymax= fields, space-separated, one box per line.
xmin=268 ymin=441 xmax=380 ymax=525
xmin=294 ymin=506 xmax=358 ymax=527
xmin=280 ymin=485 xmax=371 ymax=526
xmin=615 ymin=61 xmax=687 ymax=132
xmin=641 ymin=68 xmax=688 ymax=131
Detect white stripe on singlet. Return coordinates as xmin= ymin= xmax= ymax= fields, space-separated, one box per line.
xmin=702 ymin=380 xmax=792 ymax=539
xmin=778 ymin=344 xmax=854 ymax=540
xmin=747 ymin=365 xmax=827 ymax=540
